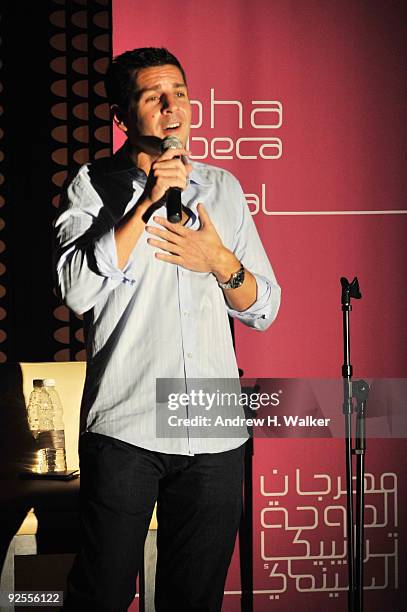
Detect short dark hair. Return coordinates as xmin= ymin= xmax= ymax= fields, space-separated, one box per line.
xmin=105 ymin=47 xmax=187 ymax=111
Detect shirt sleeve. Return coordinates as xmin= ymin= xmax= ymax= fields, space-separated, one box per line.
xmin=53 ymin=166 xmax=136 ymax=315
xmin=225 ymin=175 xmax=281 ymax=331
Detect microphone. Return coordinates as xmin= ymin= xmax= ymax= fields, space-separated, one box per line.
xmin=161 ymin=135 xmax=183 ymax=223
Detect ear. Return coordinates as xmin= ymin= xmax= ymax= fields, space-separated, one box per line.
xmin=111 ymin=104 xmax=128 ymax=133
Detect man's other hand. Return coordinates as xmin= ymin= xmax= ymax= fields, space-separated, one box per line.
xmin=146 ymin=203 xmax=239 ymax=280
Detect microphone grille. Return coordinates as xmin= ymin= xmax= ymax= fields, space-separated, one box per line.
xmin=161 ymin=135 xmax=183 ymax=152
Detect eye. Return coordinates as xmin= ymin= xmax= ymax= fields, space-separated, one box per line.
xmin=146 ymin=95 xmax=159 ymax=102
xmin=176 ymin=91 xmax=186 ymax=98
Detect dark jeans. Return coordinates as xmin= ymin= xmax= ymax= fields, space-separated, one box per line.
xmin=63 ymin=432 xmax=245 ymax=612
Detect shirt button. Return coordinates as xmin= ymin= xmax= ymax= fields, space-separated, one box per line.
xmin=187 ymin=352 xmax=193 ymax=358
xmin=183 ymin=311 xmax=190 ymax=317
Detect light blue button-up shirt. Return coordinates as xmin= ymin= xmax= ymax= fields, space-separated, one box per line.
xmin=54 ymin=145 xmax=281 ymax=454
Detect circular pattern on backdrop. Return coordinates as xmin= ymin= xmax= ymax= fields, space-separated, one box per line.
xmin=48 ymin=1 xmax=112 ymax=362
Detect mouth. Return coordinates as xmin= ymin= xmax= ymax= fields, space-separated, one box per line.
xmin=163 ymin=122 xmax=181 ymax=133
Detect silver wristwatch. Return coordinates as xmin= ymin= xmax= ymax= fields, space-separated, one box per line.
xmin=217 ymin=263 xmax=245 ymax=290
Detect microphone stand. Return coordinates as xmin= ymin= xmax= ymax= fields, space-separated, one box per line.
xmin=239 ymin=436 xmax=254 ymax=612
xmin=230 ymin=317 xmax=254 ymax=612
xmin=340 ymin=277 xmax=369 ymax=612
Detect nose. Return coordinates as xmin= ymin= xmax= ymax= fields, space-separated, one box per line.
xmin=161 ymin=93 xmax=178 ymax=113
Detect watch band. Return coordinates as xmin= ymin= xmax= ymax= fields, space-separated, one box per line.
xmin=217 ymin=263 xmax=245 ymax=290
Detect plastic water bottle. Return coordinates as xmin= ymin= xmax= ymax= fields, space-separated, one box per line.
xmin=27 ymin=379 xmax=67 ymax=473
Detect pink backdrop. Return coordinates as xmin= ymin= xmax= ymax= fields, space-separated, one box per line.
xmin=112 ymin=1 xmax=406 ymax=609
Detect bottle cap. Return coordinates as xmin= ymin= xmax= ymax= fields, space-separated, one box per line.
xmin=43 ymin=378 xmax=56 ymax=387
xmin=33 ymin=379 xmax=45 ymax=387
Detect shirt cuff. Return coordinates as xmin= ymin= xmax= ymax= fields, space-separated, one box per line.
xmin=226 ymin=273 xmax=281 ymax=327
xmin=94 ymin=228 xmax=136 ymax=284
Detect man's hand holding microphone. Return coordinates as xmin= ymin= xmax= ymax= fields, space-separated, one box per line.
xmin=140 ymin=135 xmax=192 ymax=223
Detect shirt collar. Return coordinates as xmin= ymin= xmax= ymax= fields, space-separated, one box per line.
xmin=104 ymin=142 xmax=146 ymax=181
xmin=188 ymin=164 xmax=212 ymax=187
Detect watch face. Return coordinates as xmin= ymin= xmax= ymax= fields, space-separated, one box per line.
xmin=231 ymin=268 xmax=245 ymax=288
xmin=218 ymin=265 xmax=245 ymax=289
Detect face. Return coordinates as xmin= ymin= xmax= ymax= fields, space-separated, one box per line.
xmin=120 ymin=64 xmax=191 ymax=149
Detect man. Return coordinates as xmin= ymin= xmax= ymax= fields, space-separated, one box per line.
xmin=55 ymin=47 xmax=280 ymax=612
